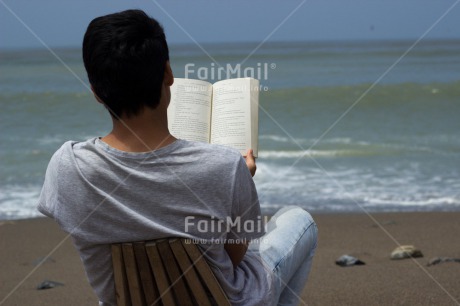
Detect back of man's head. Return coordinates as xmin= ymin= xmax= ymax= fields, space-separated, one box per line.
xmin=83 ymin=9 xmax=169 ymax=119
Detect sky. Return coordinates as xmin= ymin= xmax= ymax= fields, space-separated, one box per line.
xmin=0 ymin=0 xmax=459 ymax=50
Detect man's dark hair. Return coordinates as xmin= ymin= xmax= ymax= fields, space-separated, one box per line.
xmin=83 ymin=9 xmax=169 ymax=118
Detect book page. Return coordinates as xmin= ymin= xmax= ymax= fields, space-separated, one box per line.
xmin=210 ymin=78 xmax=259 ymax=157
xmin=168 ymin=78 xmax=213 ymax=143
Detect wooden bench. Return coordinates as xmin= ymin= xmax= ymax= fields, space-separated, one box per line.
xmin=111 ymin=238 xmax=231 ymax=306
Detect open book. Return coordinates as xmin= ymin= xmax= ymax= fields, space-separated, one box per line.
xmin=168 ymin=77 xmax=259 ymax=157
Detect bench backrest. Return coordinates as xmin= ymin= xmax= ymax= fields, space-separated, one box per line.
xmin=111 ymin=238 xmax=231 ymax=306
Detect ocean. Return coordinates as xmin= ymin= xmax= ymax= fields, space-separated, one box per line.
xmin=1 ymin=40 xmax=459 ymax=219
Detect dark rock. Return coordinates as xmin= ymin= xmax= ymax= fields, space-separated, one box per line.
xmin=335 ymin=255 xmax=365 ymax=267
xmin=427 ymin=257 xmax=460 ymax=266
xmin=36 ymin=280 xmax=64 ymax=290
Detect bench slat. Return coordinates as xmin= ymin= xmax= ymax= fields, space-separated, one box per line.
xmin=122 ymin=243 xmax=146 ymax=306
xmin=156 ymin=240 xmax=193 ymax=306
xmin=181 ymin=240 xmax=231 ymax=306
xmin=169 ymin=239 xmax=212 ymax=306
xmin=133 ymin=242 xmax=159 ymax=305
xmin=111 ymin=244 xmax=132 ymax=306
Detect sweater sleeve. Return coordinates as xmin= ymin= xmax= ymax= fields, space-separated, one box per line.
xmin=226 ymin=156 xmax=265 ymax=242
xmin=37 ymin=146 xmax=64 ymax=219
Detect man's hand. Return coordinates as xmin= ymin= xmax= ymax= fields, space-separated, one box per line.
xmin=244 ymin=149 xmax=256 ymax=177
xmin=224 ymin=241 xmax=249 ymax=268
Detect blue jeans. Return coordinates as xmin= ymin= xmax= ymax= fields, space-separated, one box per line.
xmin=249 ymin=206 xmax=318 ymax=306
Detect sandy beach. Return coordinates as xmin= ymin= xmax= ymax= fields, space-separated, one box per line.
xmin=1 ymin=212 xmax=459 ymax=306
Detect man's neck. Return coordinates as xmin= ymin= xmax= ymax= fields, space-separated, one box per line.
xmin=101 ymin=107 xmax=177 ymax=153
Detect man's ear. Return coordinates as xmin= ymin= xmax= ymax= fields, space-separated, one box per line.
xmin=163 ymin=61 xmax=174 ymax=86
xmin=90 ymin=85 xmax=104 ymax=104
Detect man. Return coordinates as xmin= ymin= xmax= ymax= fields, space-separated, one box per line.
xmin=38 ymin=9 xmax=317 ymax=306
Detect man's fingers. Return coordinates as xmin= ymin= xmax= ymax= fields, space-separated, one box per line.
xmin=244 ymin=149 xmax=256 ymax=177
